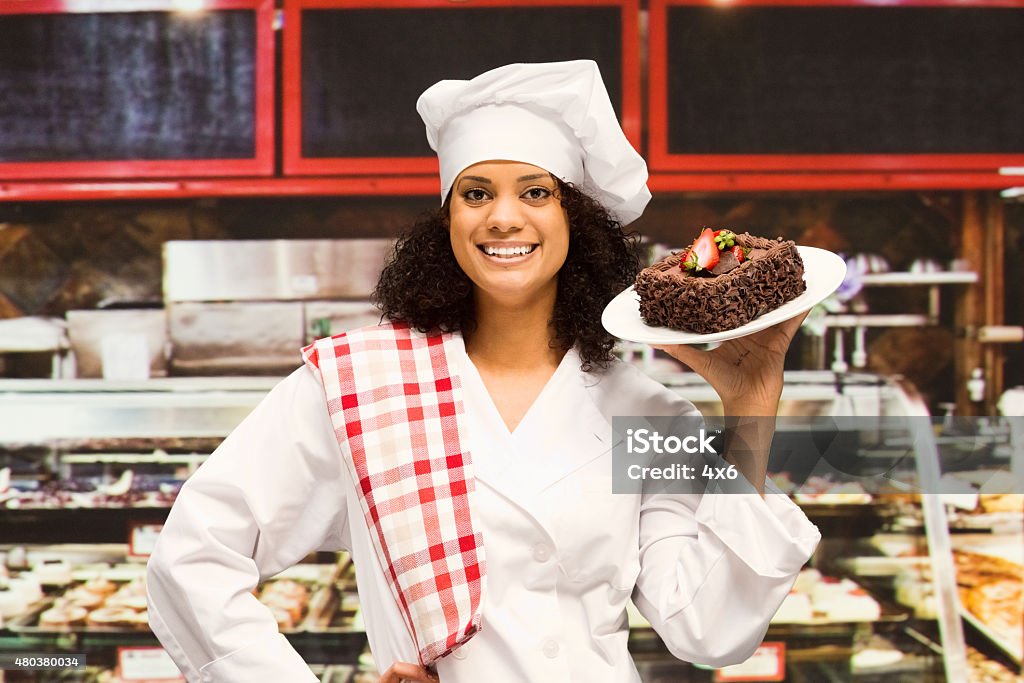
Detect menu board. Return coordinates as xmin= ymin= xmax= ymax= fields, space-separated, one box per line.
xmin=0 ymin=10 xmax=259 ymax=163
xmin=661 ymin=5 xmax=1024 ymax=157
xmin=296 ymin=5 xmax=626 ymax=160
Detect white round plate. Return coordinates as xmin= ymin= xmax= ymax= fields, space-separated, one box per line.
xmin=602 ymin=246 xmax=846 ymax=345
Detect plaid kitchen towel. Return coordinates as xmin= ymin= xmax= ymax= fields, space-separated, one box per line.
xmin=302 ymin=322 xmax=484 ymax=665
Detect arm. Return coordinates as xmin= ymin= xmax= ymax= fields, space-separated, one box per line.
xmin=636 ymin=312 xmax=820 ymax=665
xmin=146 ymin=367 xmax=349 ymax=682
xmin=632 ymin=484 xmax=820 ymax=667
xmin=655 ymin=311 xmax=810 ymax=496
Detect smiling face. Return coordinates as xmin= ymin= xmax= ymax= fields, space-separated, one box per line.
xmin=448 ymin=160 xmax=570 ymax=308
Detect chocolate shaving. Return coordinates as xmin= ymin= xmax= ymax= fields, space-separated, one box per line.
xmin=711 ymin=250 xmax=740 ymax=275
xmin=635 ymin=233 xmax=806 ymax=334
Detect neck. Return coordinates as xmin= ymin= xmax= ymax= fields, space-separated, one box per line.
xmin=465 ymin=286 xmax=564 ymax=372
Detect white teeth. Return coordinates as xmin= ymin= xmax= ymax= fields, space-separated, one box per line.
xmin=482 ymin=245 xmax=535 ymax=257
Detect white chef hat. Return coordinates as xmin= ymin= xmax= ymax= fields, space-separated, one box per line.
xmin=416 ymin=60 xmax=651 ymax=225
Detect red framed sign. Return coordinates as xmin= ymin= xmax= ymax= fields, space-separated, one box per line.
xmin=282 ymin=0 xmax=641 ymax=177
xmin=0 ymin=0 xmax=275 ymax=180
xmin=649 ymin=0 xmax=1024 ymax=176
xmin=127 ymin=522 xmax=164 ymax=559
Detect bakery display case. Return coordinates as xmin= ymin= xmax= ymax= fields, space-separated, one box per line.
xmin=626 ymin=369 xmax=1023 ymax=681
xmin=0 ymin=377 xmax=369 ymax=680
xmin=1 ymin=371 xmax=1020 ymax=681
xmin=0 ymin=377 xmax=274 ymax=543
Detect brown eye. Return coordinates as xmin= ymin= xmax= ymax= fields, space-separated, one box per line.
xmin=523 ymin=187 xmax=551 ymax=201
xmin=463 ymin=188 xmax=488 ymax=202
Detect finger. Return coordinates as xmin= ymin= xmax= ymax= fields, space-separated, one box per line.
xmin=378 ymin=662 xmax=439 ymax=683
xmin=751 ymin=309 xmax=810 ymax=343
xmin=655 ymin=342 xmax=712 ymax=375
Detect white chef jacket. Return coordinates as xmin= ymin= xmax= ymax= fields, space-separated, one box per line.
xmin=147 ymin=343 xmax=821 ymax=683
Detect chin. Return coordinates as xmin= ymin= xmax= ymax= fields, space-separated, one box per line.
xmin=475 ymin=277 xmax=557 ymax=306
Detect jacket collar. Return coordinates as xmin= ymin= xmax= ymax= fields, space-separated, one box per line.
xmin=452 ymin=337 xmax=614 ymax=537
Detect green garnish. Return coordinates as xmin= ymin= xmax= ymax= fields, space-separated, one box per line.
xmin=681 ymin=250 xmax=701 ymax=272
xmin=713 ymin=230 xmax=736 ymax=250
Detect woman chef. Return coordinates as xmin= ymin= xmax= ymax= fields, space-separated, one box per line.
xmin=146 ymin=61 xmax=820 ymax=683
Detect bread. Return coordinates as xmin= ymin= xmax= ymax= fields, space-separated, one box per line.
xmin=39 ymin=603 xmax=88 ymax=628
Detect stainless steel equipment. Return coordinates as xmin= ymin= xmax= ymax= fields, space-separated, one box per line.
xmin=0 ymin=377 xmax=274 ymax=442
xmin=163 ymin=239 xmax=392 ymax=302
xmin=167 ymin=302 xmax=304 ymax=375
xmin=66 ymin=309 xmax=168 ymax=378
xmin=162 ymin=239 xmax=393 ymax=375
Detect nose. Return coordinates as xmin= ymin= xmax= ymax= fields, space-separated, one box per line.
xmin=486 ymin=193 xmax=523 ymax=233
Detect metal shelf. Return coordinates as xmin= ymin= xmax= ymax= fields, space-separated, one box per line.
xmin=0 ymin=377 xmax=278 ymax=443
xmin=59 ymin=453 xmax=209 ymax=465
xmin=861 ymin=272 xmax=978 ymax=286
xmin=823 ymin=314 xmax=932 ymax=328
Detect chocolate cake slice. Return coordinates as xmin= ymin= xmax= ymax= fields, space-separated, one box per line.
xmin=635 ymin=231 xmax=806 ymax=334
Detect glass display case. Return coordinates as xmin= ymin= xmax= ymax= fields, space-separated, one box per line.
xmin=0 ymin=378 xmax=367 ymax=680
xmin=625 ymin=369 xmax=1022 ymax=682
xmin=0 ymin=372 xmax=1020 ymax=681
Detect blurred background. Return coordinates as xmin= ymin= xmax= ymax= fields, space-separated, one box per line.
xmin=0 ymin=1 xmax=1020 ymax=682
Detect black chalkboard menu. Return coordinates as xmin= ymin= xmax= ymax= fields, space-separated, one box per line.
xmin=651 ymin=2 xmax=1024 ymax=171
xmin=0 ymin=2 xmax=273 ymax=178
xmin=285 ymin=1 xmax=636 ymax=174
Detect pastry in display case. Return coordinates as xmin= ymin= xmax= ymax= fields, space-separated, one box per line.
xmin=4 ymin=556 xmax=363 ymax=638
xmin=0 ymin=548 xmax=367 ymax=682
xmin=773 ymin=569 xmax=883 ymax=623
xmin=954 ymin=547 xmax=1023 ymax=664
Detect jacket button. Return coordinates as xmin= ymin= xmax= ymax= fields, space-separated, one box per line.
xmin=542 ymin=639 xmax=559 ymax=658
xmin=453 ymin=647 xmax=467 ymax=660
xmin=532 ymin=542 xmax=551 ymax=562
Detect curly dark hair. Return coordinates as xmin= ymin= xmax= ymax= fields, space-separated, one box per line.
xmin=372 ymin=179 xmax=642 ymax=371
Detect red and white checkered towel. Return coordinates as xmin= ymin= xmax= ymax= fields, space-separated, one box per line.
xmin=302 ymin=322 xmax=485 ymax=665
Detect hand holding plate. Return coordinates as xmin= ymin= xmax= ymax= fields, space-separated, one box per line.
xmin=654 ymin=310 xmax=809 ymax=414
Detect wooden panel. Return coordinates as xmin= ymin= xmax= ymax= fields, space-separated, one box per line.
xmin=956 ymin=192 xmax=987 ymax=415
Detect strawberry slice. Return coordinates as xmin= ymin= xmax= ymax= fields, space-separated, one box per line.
xmin=731 ymin=245 xmax=745 ymax=263
xmin=690 ymin=228 xmax=719 ymax=271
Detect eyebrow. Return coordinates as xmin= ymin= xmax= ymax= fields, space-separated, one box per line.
xmin=457 ymin=173 xmax=552 ymax=185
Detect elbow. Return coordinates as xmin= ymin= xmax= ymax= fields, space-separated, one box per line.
xmin=146 ymin=537 xmax=171 ymax=582
xmin=660 ymin=620 xmax=769 ymax=669
xmin=677 ymin=640 xmax=762 ymax=669
xmin=145 ymin=553 xmax=168 ymax=613
xmin=145 ymin=537 xmax=183 ymax=612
